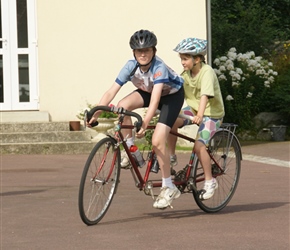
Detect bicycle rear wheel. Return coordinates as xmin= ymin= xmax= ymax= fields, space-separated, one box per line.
xmin=78 ymin=136 xmax=121 ymax=225
xmin=192 ymin=130 xmax=241 ymax=212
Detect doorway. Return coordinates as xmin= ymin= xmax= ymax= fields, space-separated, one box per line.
xmin=0 ymin=0 xmax=38 ymax=111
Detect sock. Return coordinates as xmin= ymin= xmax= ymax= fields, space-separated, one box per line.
xmin=163 ymin=177 xmax=174 ymax=188
xmin=205 ymin=178 xmax=214 ymax=184
xmin=126 ymin=137 xmax=134 ymax=148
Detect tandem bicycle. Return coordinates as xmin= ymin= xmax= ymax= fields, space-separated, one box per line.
xmin=78 ymin=105 xmax=242 ymax=225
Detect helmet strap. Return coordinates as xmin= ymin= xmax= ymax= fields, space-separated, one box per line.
xmin=130 ymin=51 xmax=156 ymax=76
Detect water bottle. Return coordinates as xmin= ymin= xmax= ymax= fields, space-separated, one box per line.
xmin=130 ymin=145 xmax=145 ymax=167
xmin=150 ymin=153 xmax=159 ymax=173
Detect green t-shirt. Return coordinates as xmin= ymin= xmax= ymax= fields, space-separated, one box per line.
xmin=181 ymin=63 xmax=225 ymax=119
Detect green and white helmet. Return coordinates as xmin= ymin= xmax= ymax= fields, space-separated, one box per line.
xmin=173 ymin=38 xmax=207 ymax=56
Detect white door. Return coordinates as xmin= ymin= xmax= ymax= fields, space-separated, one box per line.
xmin=0 ymin=0 xmax=38 ymax=111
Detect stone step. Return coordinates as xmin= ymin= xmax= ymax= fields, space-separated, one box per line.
xmin=0 ymin=121 xmax=97 ymax=154
xmin=0 ymin=111 xmax=50 ymax=123
xmin=1 ymin=141 xmax=95 ymax=155
xmin=1 ymin=131 xmax=91 ymax=143
xmin=0 ymin=122 xmax=72 ymax=133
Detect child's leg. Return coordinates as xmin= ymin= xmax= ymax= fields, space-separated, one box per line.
xmin=194 ymin=117 xmax=222 ymax=199
xmin=167 ymin=117 xmax=183 ymax=157
xmin=152 ymin=123 xmax=171 ymax=178
xmin=167 ymin=106 xmax=195 ymax=162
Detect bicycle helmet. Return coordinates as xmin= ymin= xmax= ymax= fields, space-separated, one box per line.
xmin=129 ymin=29 xmax=157 ymax=49
xmin=173 ymin=38 xmax=207 ymax=56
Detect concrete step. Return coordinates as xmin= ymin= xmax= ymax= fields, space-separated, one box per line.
xmin=0 ymin=122 xmax=71 ymax=133
xmin=1 ymin=131 xmax=91 ymax=143
xmin=1 ymin=141 xmax=95 ymax=155
xmin=0 ymin=111 xmax=50 ymax=122
xmin=0 ymin=121 xmax=98 ymax=154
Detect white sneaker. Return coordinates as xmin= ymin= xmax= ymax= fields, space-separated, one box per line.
xmin=153 ymin=185 xmax=181 ymax=209
xmin=120 ymin=151 xmax=130 ymax=169
xmin=199 ymin=178 xmax=218 ymax=200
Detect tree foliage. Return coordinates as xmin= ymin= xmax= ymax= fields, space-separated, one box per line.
xmin=211 ymin=0 xmax=290 ymax=132
xmin=211 ymin=0 xmax=290 ymax=59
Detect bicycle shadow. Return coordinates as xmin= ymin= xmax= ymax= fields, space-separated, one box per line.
xmin=99 ymin=201 xmax=288 ymax=225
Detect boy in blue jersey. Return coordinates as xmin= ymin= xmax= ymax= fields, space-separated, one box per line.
xmin=88 ymin=29 xmax=184 ymax=209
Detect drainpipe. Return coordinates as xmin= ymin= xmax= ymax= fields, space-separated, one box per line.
xmin=206 ymin=0 xmax=212 ymax=66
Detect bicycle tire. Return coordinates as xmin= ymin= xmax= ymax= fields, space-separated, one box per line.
xmin=192 ymin=130 xmax=241 ymax=213
xmin=78 ymin=136 xmax=121 ymax=225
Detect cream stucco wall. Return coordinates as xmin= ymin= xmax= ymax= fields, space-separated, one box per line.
xmin=36 ymin=0 xmax=207 ymax=121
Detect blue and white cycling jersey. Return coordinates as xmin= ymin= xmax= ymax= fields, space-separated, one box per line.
xmin=115 ymin=56 xmax=184 ymax=96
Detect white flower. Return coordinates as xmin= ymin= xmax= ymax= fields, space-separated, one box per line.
xmin=236 ymin=68 xmax=243 ymax=75
xmin=227 ymin=51 xmax=237 ymax=60
xmin=218 ymin=74 xmax=227 ymax=81
xmin=248 ymin=51 xmax=255 ymax=58
xmin=235 ymin=73 xmax=241 ymax=80
xmin=213 ymin=58 xmax=220 ymax=66
xmin=226 ymin=64 xmax=234 ymax=70
xmin=219 ymin=65 xmax=226 ymax=72
xmin=229 ymin=70 xmax=236 ymax=76
xmin=264 ymin=81 xmax=270 ymax=87
xmin=255 ymin=56 xmax=262 ymax=62
xmin=214 ymin=68 xmax=221 ymax=75
xmin=248 ymin=59 xmax=258 ymax=67
xmin=268 ymin=76 xmax=275 ymax=83
xmin=220 ymin=56 xmax=228 ymax=62
xmin=246 ymin=92 xmax=253 ymax=98
xmin=232 ymin=82 xmax=240 ymax=87
xmin=226 ymin=95 xmax=234 ymax=101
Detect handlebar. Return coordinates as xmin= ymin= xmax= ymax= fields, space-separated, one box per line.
xmin=85 ymin=105 xmax=143 ymax=131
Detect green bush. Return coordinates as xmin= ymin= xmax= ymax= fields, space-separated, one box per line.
xmin=267 ymin=41 xmax=290 ymax=124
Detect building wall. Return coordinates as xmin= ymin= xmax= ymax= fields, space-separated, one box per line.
xmin=36 ymin=0 xmax=207 ymax=121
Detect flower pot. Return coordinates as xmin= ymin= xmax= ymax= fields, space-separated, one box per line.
xmin=269 ymin=125 xmax=287 ymax=141
xmin=92 ymin=118 xmax=117 ymax=134
xmin=69 ymin=121 xmax=81 ymax=131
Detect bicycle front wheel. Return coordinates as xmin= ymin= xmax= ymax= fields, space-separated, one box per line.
xmin=78 ymin=136 xmax=121 ymax=225
xmin=192 ymin=130 xmax=241 ymax=213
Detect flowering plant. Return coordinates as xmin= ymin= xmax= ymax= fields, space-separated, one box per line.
xmin=213 ymin=48 xmax=278 ymax=129
xmin=76 ymin=103 xmax=118 ymax=121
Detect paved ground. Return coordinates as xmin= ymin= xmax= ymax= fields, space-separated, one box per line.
xmin=1 ymin=141 xmax=289 ymax=250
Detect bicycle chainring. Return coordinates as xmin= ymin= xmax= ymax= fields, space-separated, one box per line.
xmin=174 ymin=169 xmax=186 ymax=192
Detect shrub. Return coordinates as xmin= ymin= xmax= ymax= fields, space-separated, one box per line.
xmin=213 ymin=48 xmax=278 ymax=129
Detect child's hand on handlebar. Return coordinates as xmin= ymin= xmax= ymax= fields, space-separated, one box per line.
xmin=192 ymin=115 xmax=203 ymax=125
xmin=136 ymin=126 xmax=146 ymax=139
xmin=87 ymin=111 xmax=102 ymax=128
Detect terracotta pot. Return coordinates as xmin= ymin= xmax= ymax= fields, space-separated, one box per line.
xmin=69 ymin=121 xmax=81 ymax=131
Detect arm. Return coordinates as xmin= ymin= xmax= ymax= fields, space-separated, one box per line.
xmin=192 ymin=94 xmax=208 ymax=124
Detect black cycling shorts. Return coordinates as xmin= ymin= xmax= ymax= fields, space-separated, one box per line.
xmin=135 ymin=87 xmax=184 ymax=128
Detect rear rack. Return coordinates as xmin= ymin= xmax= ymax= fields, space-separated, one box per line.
xmin=220 ymin=123 xmax=238 ymax=134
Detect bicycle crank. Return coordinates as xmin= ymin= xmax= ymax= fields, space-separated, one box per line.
xmin=144 ymin=181 xmax=155 ymax=200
